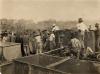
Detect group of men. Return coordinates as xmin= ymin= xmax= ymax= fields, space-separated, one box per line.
xmin=0 ymin=18 xmax=100 ymax=58
xmin=70 ymin=18 xmax=100 ymax=59
xmin=0 ymin=24 xmax=60 ymax=56
xmin=34 ymin=24 xmax=60 ymax=54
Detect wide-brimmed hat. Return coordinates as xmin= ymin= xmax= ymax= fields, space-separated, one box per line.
xmin=52 ymin=24 xmax=56 ymax=27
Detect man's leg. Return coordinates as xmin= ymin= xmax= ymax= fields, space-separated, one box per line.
xmin=97 ymin=37 xmax=100 ymax=52
xmin=77 ymin=49 xmax=80 ymax=60
xmin=24 ymin=46 xmax=27 ymax=56
xmin=39 ymin=42 xmax=43 ymax=53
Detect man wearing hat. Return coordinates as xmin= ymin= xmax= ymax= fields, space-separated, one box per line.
xmin=52 ymin=24 xmax=60 ymax=32
xmin=77 ymin=18 xmax=88 ymax=32
xmin=34 ymin=30 xmax=43 ymax=54
xmin=76 ymin=18 xmax=88 ymax=49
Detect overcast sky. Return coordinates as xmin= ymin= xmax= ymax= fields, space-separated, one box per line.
xmin=0 ymin=0 xmax=100 ymax=22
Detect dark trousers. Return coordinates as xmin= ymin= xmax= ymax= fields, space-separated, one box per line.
xmin=95 ymin=36 xmax=100 ymax=52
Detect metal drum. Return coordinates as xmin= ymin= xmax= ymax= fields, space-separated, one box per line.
xmin=0 ymin=42 xmax=22 ymax=61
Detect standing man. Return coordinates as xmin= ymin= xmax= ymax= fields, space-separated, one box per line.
xmin=95 ymin=23 xmax=100 ymax=52
xmin=76 ymin=18 xmax=88 ymax=49
xmin=52 ymin=24 xmax=60 ymax=48
xmin=35 ymin=30 xmax=43 ymax=54
xmin=49 ymin=31 xmax=56 ymax=50
xmin=23 ymin=32 xmax=30 ymax=56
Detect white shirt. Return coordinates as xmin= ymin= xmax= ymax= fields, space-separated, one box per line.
xmin=35 ymin=36 xmax=42 ymax=43
xmin=2 ymin=36 xmax=8 ymax=42
xmin=71 ymin=38 xmax=81 ymax=48
xmin=89 ymin=25 xmax=96 ymax=31
xmin=49 ymin=33 xmax=55 ymax=41
xmin=77 ymin=22 xmax=88 ymax=31
xmin=52 ymin=26 xmax=60 ymax=32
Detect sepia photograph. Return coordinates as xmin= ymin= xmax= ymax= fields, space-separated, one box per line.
xmin=0 ymin=0 xmax=100 ymax=74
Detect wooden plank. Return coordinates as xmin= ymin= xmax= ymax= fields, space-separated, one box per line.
xmin=44 ymin=48 xmax=63 ymax=54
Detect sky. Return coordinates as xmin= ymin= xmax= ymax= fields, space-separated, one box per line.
xmin=0 ymin=0 xmax=100 ymax=22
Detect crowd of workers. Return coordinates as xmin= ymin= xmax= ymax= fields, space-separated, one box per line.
xmin=0 ymin=18 xmax=100 ymax=59
xmin=0 ymin=23 xmax=60 ymax=56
